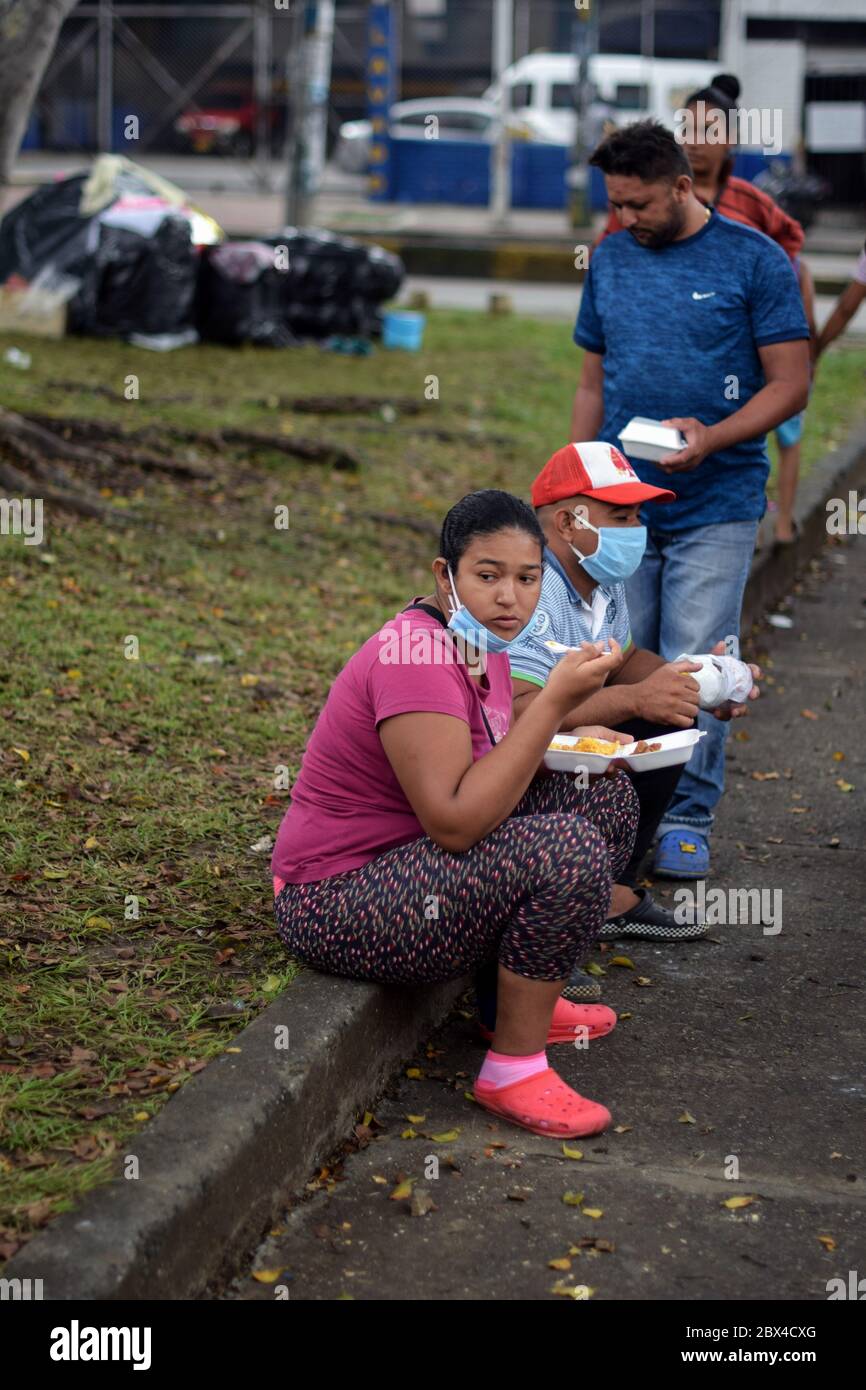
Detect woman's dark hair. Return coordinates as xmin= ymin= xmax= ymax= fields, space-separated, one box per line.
xmin=589 ymin=118 xmax=691 ymax=184
xmin=685 ymin=72 xmax=741 ymax=115
xmin=439 ymin=489 xmax=544 ymax=569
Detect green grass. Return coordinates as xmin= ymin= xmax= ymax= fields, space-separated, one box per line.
xmin=1 ymin=313 xmax=864 ymax=1259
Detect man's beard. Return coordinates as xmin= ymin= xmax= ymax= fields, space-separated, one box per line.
xmin=628 ymin=203 xmax=686 ymax=249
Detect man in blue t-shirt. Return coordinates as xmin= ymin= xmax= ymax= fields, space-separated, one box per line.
xmin=572 ymin=119 xmax=809 ymax=878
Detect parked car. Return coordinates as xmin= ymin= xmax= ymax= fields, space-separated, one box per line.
xmin=174 ymin=92 xmax=283 ymax=157
xmin=335 ymin=97 xmax=560 ymax=174
xmin=484 ymin=51 xmax=721 ymax=146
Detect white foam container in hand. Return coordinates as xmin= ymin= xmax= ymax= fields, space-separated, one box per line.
xmin=618 ymin=416 xmax=686 ymax=462
xmin=544 ymin=728 xmax=705 ymax=775
xmin=617 ymin=728 xmax=706 ymax=771
xmin=544 ymin=736 xmax=619 ymax=775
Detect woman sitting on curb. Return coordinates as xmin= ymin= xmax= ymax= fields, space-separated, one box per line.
xmin=271 ymin=490 xmax=639 ymax=1139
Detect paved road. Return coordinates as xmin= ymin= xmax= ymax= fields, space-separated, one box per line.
xmin=223 ymin=528 xmax=866 ymax=1302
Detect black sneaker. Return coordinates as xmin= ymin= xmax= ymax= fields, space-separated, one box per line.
xmin=561 ymin=972 xmax=603 ymax=1003
xmin=598 ymin=888 xmax=707 ymax=943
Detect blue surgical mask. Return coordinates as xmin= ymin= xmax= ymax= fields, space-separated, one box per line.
xmin=570 ymin=510 xmax=647 ymax=584
xmin=446 ymin=565 xmax=536 ymax=655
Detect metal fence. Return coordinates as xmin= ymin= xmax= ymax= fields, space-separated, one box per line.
xmin=24 ymin=0 xmax=721 ymax=162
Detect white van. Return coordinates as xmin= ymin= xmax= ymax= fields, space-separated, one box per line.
xmin=484 ymin=52 xmax=721 ymax=146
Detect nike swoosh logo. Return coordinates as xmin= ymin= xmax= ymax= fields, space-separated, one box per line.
xmin=692 ymin=291 xmax=716 ymax=300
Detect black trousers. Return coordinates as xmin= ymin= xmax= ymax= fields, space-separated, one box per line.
xmin=615 ymin=717 xmax=685 ymax=887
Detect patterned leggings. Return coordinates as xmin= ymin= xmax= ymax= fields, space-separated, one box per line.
xmin=274 ymin=771 xmax=638 ymax=986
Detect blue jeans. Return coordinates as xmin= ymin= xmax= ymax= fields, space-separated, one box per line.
xmin=625 ymin=519 xmax=759 ymax=838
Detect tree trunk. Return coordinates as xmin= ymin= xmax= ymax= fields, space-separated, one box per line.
xmin=0 ymin=0 xmax=80 ymax=190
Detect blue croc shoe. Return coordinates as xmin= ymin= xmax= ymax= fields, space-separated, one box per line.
xmin=653 ymin=831 xmax=710 ymax=879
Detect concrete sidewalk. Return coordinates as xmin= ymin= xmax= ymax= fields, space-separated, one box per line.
xmin=225 ymin=534 xmax=866 ymax=1302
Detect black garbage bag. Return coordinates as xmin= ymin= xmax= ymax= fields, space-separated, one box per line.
xmin=195 ymin=230 xmax=404 ymax=347
xmin=350 ymin=244 xmax=404 ymax=303
xmin=753 ymin=165 xmax=829 ymax=232
xmin=0 ymin=174 xmax=93 ymax=285
xmin=196 ymin=240 xmax=299 ymax=347
xmin=68 ymin=215 xmax=199 ymax=338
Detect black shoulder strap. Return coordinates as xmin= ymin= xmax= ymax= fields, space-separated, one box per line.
xmin=404 ymin=600 xmax=447 ymax=627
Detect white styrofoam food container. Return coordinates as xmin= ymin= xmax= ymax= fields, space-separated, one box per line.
xmin=618 ymin=416 xmax=686 ymax=463
xmin=543 ymin=735 xmax=621 ymax=775
xmin=544 ymin=728 xmax=705 ymax=775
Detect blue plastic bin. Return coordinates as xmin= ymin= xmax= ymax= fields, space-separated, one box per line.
xmin=382 ymin=310 xmax=425 ymax=351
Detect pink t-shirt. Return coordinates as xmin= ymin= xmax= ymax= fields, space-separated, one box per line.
xmin=271 ymin=605 xmax=513 ymax=885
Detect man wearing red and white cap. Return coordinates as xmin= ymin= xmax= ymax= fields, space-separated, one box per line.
xmin=509 ymin=442 xmax=756 ymax=944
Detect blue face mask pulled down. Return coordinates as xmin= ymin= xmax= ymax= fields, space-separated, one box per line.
xmin=570 ymin=511 xmax=647 ymax=584
xmin=446 ymin=565 xmax=536 ymax=655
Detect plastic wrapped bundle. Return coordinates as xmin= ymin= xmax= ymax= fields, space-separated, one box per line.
xmin=196 ymin=230 xmax=404 ymax=346
xmin=196 ymin=240 xmax=298 ymax=347
xmin=69 ymin=215 xmax=199 ymax=340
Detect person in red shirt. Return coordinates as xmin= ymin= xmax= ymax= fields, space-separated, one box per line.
xmin=595 ymin=73 xmax=816 ymax=545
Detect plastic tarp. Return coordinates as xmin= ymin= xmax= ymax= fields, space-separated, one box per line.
xmin=0 ymin=156 xmax=222 ymax=341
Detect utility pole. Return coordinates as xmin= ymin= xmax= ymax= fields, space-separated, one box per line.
xmin=97 ymin=0 xmax=114 ymax=153
xmin=641 ymin=0 xmax=655 ymax=67
xmin=490 ymin=0 xmax=513 ymax=225
xmin=253 ymin=0 xmax=273 ymax=193
xmin=569 ymin=0 xmax=599 ymax=229
xmin=285 ymin=0 xmax=336 ymax=226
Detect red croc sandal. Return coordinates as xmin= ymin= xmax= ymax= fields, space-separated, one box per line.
xmin=473 ymin=1068 xmax=611 ymax=1138
xmin=477 ymin=999 xmax=617 ymax=1047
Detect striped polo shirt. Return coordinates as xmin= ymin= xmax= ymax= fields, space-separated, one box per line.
xmin=508 ymin=547 xmax=632 ymax=689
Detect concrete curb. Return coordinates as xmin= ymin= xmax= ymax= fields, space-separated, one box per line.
xmin=5 ymin=970 xmax=466 ymax=1299
xmin=5 ymin=426 xmax=865 ymax=1301
xmin=743 ymin=422 xmax=866 ymax=630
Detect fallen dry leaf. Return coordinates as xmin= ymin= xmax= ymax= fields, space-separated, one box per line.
xmin=548 ymin=1257 xmax=572 ymax=1271
xmin=561 ymin=1143 xmax=583 ymax=1161
xmin=609 ymin=955 xmax=636 ymax=970
xmin=582 ymin=1207 xmax=604 ymax=1219
xmin=817 ymin=1234 xmax=836 ymax=1251
xmin=678 ymin=1111 xmax=696 ymax=1125
xmin=722 ymin=1195 xmax=755 ymax=1210
xmin=251 ymin=1268 xmax=284 ymax=1284
xmin=562 ymin=1191 xmax=584 ymax=1206
xmin=409 ymin=1189 xmax=436 ymax=1217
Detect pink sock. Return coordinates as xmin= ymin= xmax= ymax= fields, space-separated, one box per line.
xmin=477 ymin=1049 xmax=547 ymax=1090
